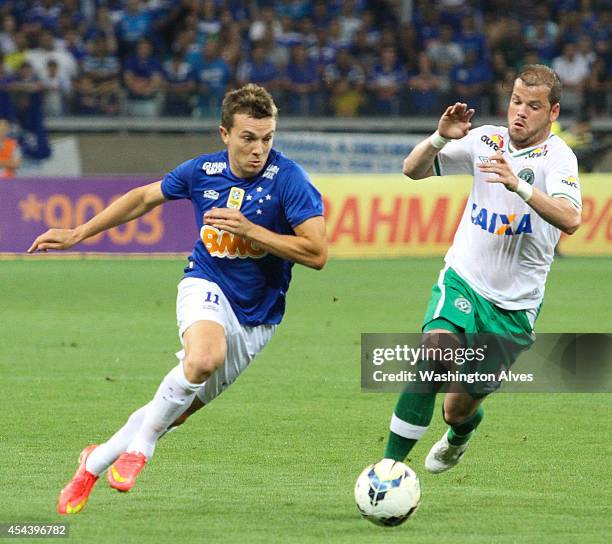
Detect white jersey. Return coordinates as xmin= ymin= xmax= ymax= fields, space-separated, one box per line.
xmin=433 ymin=125 xmax=581 ymax=310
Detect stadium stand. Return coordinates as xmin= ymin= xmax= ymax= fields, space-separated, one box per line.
xmin=0 ymin=0 xmax=609 ymax=123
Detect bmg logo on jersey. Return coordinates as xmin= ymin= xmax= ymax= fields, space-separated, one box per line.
xmin=200 ymin=225 xmax=267 ymax=259
xmin=471 ymin=203 xmax=532 ymax=235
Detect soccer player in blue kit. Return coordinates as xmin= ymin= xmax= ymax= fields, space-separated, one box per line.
xmin=28 ymin=84 xmax=328 ymax=514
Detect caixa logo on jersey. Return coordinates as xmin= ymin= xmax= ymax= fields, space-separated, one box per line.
xmin=481 ymin=134 xmax=504 ymax=151
xmin=200 ymin=225 xmax=267 ymax=259
xmin=471 ymin=203 xmax=532 ymax=235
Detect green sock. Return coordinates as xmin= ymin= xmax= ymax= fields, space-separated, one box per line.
xmin=384 ymin=392 xmax=436 ymax=461
xmin=447 ymin=406 xmax=484 ymax=446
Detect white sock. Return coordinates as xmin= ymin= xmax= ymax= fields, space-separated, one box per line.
xmin=85 ymin=402 xmax=151 ymax=476
xmin=126 ymin=363 xmax=203 ymax=459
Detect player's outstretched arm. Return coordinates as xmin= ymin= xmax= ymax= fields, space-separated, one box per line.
xmin=27 ymin=181 xmax=167 ymax=252
xmin=204 ymin=209 xmax=327 ymax=270
xmin=403 ymin=102 xmax=475 ymax=180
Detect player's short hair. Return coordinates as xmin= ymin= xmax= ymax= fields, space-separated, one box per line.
xmin=221 ymin=84 xmax=278 ymax=130
xmin=516 ymin=64 xmax=562 ymax=107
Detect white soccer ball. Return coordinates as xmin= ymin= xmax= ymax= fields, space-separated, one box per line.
xmin=354 ymin=458 xmax=421 ymax=526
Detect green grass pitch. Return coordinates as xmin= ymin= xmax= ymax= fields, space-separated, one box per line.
xmin=1 ymin=257 xmax=610 ymax=543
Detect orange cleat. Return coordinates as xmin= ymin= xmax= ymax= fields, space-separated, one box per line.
xmin=107 ymin=452 xmax=147 ymax=492
xmin=57 ymin=445 xmax=99 ymax=515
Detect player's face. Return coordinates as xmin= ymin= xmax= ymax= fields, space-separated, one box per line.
xmin=507 ymin=79 xmax=560 ymax=149
xmin=220 ymin=114 xmax=276 ymax=179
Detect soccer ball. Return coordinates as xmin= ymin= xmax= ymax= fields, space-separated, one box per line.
xmin=354 ymin=458 xmax=421 ymax=526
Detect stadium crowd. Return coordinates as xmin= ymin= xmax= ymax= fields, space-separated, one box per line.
xmin=0 ymin=0 xmax=610 ymax=120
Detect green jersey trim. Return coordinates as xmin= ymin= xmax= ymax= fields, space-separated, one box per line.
xmin=433 ymin=155 xmax=442 ymax=176
xmin=551 ymin=192 xmax=582 ymax=209
xmin=506 ymin=133 xmax=555 ymax=157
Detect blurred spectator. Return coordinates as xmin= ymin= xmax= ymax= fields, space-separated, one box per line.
xmin=9 ymin=61 xmax=44 ymax=106
xmin=310 ymin=26 xmax=338 ymax=69
xmin=490 ymin=18 xmax=525 ymax=69
xmin=236 ymin=44 xmax=281 ymax=92
xmin=218 ymin=11 xmax=242 ymax=69
xmin=356 ymin=10 xmax=380 ymax=48
xmin=584 ymin=56 xmax=611 ymax=115
xmin=83 ymin=5 xmax=118 ymax=54
xmin=81 ymin=38 xmax=121 ymax=116
xmin=523 ymin=6 xmax=559 ymax=63
xmin=249 ymin=6 xmax=281 ymax=43
xmin=553 ymin=42 xmax=590 ymax=114
xmin=73 ymin=73 xmax=105 ymax=115
xmin=450 ymin=50 xmax=492 ymax=111
xmin=576 ymin=35 xmax=597 ymax=68
xmin=5 ymin=31 xmax=30 ymax=73
xmin=489 ymin=51 xmax=509 ymax=114
xmin=366 ymin=46 xmax=407 ymax=115
xmin=326 ymin=18 xmax=350 ymax=51
xmin=193 ymin=40 xmax=231 ymax=117
xmin=124 ymin=39 xmax=163 ymax=117
xmin=458 ymin=14 xmax=487 ymax=61
xmin=324 ymin=48 xmax=366 ymax=117
xmin=0 ymin=14 xmax=18 ymax=55
xmin=311 ymin=1 xmax=331 ymax=29
xmin=27 ymin=30 xmax=78 ymax=85
xmin=407 ymin=52 xmax=444 ymax=115
xmin=117 ymin=0 xmax=154 ymax=58
xmin=0 ymin=118 xmax=21 ymax=179
xmin=62 ymin=29 xmax=88 ymax=67
xmin=493 ymin=67 xmax=517 ymax=116
xmin=198 ymin=0 xmax=222 ymax=42
xmin=284 ymin=42 xmax=320 ymax=116
xmin=554 ymin=113 xmax=611 ymax=172
xmin=415 ymin=5 xmax=442 ymax=48
xmin=276 ymin=0 xmax=312 ymax=20
xmin=338 ymin=0 xmax=363 ymax=43
xmin=396 ymin=23 xmax=418 ymax=66
xmin=557 ymin=10 xmax=583 ymax=46
xmin=40 ymin=59 xmax=71 ymax=117
xmin=426 ymin=24 xmax=463 ymax=74
xmin=9 ymin=62 xmax=50 ymax=159
xmin=161 ymin=51 xmax=196 ymax=116
xmin=350 ymin=28 xmax=377 ymax=73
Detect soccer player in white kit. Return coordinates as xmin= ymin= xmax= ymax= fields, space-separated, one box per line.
xmin=28 ymin=84 xmax=328 ymax=514
xmin=383 ymin=65 xmax=582 ymax=472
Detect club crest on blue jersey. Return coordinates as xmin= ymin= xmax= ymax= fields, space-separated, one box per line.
xmin=227 ymin=187 xmax=245 ymax=209
xmin=471 ymin=203 xmax=532 ymax=235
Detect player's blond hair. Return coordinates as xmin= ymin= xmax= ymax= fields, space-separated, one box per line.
xmin=221 ymin=84 xmax=278 ymax=130
xmin=516 ymin=64 xmax=562 ymax=107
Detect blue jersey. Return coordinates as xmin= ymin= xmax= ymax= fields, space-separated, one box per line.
xmin=161 ymin=148 xmax=323 ymax=326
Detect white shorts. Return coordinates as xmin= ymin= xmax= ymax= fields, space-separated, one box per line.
xmin=176 ymin=277 xmax=276 ymax=405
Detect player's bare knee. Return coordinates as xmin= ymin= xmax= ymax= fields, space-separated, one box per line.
xmin=183 ymin=352 xmax=223 ymax=383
